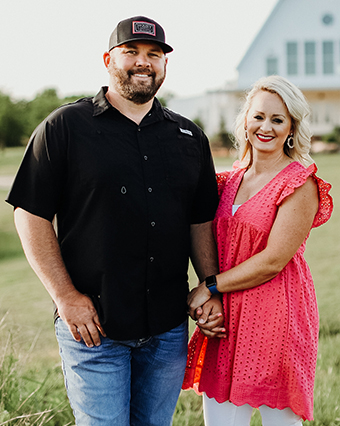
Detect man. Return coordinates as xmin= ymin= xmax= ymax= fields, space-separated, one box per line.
xmin=6 ymin=16 xmax=224 ymax=425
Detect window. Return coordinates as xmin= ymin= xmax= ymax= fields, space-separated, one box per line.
xmin=266 ymin=57 xmax=278 ymax=75
xmin=287 ymin=42 xmax=298 ymax=75
xmin=322 ymin=14 xmax=334 ymax=25
xmin=323 ymin=41 xmax=334 ymax=74
xmin=305 ymin=42 xmax=316 ymax=75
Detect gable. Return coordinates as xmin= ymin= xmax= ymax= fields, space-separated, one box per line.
xmin=237 ymin=0 xmax=340 ymax=90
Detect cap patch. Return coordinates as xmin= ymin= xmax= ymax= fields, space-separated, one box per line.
xmin=133 ymin=21 xmax=156 ymax=36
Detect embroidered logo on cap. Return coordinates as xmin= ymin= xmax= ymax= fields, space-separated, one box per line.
xmin=133 ymin=21 xmax=156 ymax=36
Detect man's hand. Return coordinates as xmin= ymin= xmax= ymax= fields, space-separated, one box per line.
xmin=187 ymin=281 xmax=212 ymax=319
xmin=56 ymin=291 xmax=106 ymax=348
xmin=195 ymin=297 xmax=226 ymax=338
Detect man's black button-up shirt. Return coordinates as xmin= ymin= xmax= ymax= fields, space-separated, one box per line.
xmin=6 ymin=87 xmax=219 ymax=340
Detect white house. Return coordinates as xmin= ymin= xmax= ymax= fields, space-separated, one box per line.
xmin=168 ymin=0 xmax=340 ymax=138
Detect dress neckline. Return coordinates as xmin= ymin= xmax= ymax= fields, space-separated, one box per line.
xmin=232 ymin=161 xmax=300 ymax=214
xmin=232 ymin=204 xmax=242 ymax=216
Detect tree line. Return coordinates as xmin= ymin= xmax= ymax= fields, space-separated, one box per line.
xmin=3 ymin=87 xmax=337 ymax=150
xmin=0 ymin=89 xmax=90 ymax=149
xmin=0 ymin=89 xmax=179 ymax=149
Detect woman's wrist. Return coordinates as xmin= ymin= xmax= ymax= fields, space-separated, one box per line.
xmin=204 ymin=275 xmax=221 ymax=295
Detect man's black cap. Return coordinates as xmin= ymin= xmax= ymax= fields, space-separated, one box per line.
xmin=109 ymin=16 xmax=173 ymax=53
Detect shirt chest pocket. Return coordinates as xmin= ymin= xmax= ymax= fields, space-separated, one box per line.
xmin=159 ymin=134 xmax=202 ymax=192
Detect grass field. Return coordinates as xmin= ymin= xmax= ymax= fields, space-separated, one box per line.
xmin=0 ymin=147 xmax=339 ymax=425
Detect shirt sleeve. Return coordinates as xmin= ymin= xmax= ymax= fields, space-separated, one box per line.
xmin=190 ymin=132 xmax=219 ymax=224
xmin=6 ymin=110 xmax=68 ymax=222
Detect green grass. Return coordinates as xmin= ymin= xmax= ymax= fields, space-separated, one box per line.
xmin=0 ymin=333 xmax=72 ymax=426
xmin=1 ymin=149 xmax=340 ymax=425
xmin=0 ymin=148 xmax=24 ymax=176
xmin=304 ymin=154 xmax=340 ymax=336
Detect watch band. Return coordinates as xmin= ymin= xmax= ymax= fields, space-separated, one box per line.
xmin=205 ymin=275 xmax=220 ymax=295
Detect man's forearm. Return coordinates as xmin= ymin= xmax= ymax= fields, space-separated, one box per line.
xmin=189 ymin=221 xmax=225 ymax=337
xmin=190 ymin=221 xmax=219 ymax=282
xmin=14 ymin=208 xmax=77 ymax=304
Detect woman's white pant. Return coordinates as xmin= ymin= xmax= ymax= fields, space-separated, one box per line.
xmin=203 ymin=394 xmax=303 ymax=426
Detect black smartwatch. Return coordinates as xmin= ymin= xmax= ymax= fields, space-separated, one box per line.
xmin=205 ymin=275 xmax=220 ymax=295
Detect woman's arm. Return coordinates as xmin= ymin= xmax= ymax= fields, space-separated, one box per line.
xmin=188 ymin=177 xmax=319 ymax=316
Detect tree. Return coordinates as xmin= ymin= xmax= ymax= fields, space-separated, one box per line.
xmin=23 ymin=89 xmax=90 ymax=138
xmin=192 ymin=117 xmax=205 ymax=131
xmin=24 ymin=88 xmax=62 ymax=137
xmin=157 ymin=90 xmax=175 ymax=107
xmin=0 ymin=92 xmax=26 ymax=148
xmin=322 ymin=126 xmax=340 ymax=145
xmin=0 ymin=90 xmax=91 ymax=148
xmin=212 ymin=116 xmax=234 ymax=149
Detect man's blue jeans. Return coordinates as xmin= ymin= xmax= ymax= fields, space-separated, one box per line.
xmin=55 ymin=318 xmax=188 ymax=425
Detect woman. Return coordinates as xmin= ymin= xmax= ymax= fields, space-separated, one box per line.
xmin=184 ymin=75 xmax=333 ymax=425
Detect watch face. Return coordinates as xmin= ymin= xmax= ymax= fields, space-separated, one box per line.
xmin=322 ymin=14 xmax=333 ymax=25
xmin=205 ymin=275 xmax=219 ymax=294
xmin=206 ymin=276 xmax=216 ymax=287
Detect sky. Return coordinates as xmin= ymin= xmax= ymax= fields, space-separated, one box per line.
xmin=0 ymin=0 xmax=278 ymax=101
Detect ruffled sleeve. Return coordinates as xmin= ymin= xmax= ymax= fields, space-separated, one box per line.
xmin=216 ymin=161 xmax=245 ymax=199
xmin=216 ymin=171 xmax=231 ymax=199
xmin=276 ymin=163 xmax=333 ymax=228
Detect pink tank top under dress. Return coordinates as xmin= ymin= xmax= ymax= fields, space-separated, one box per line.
xmin=182 ymin=161 xmax=333 ymax=421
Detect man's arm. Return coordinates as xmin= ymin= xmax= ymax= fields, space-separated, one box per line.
xmin=14 ymin=208 xmax=106 ymax=347
xmin=190 ymin=221 xmax=226 ymax=338
xmin=190 ymin=221 xmax=218 ymax=282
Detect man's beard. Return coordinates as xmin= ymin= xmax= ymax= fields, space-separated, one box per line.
xmin=108 ymin=60 xmax=166 ymax=105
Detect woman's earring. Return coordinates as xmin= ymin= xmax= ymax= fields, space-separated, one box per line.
xmin=245 ymin=128 xmax=249 ymax=141
xmin=286 ymin=134 xmax=294 ymax=149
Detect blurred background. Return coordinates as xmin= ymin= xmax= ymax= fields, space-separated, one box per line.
xmin=0 ymin=0 xmax=339 ymax=424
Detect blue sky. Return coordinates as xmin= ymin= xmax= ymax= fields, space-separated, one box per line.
xmin=0 ymin=0 xmax=277 ymax=100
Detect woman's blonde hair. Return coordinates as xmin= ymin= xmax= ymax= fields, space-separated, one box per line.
xmin=234 ymin=75 xmax=314 ymax=167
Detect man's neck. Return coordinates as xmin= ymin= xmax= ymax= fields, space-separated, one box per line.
xmin=105 ymin=88 xmax=154 ymax=125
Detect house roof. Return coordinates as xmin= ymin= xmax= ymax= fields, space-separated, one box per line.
xmin=236 ymin=0 xmax=281 ymax=71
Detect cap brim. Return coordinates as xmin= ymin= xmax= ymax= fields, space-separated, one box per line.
xmin=109 ymin=38 xmax=173 ymax=53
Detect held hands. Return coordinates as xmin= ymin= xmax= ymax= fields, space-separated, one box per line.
xmin=56 ymin=290 xmax=106 ymax=348
xmin=187 ymin=281 xmax=213 ymax=319
xmin=189 ymin=292 xmax=226 ymax=339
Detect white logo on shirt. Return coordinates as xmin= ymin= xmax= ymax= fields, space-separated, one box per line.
xmin=179 ymin=128 xmax=193 ymax=136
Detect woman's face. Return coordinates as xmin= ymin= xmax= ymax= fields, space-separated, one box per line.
xmin=245 ymin=90 xmax=292 ymax=156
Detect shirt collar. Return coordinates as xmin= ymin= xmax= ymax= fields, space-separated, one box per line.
xmin=92 ymin=86 xmax=176 ymax=123
xmin=92 ymin=87 xmax=112 ymax=116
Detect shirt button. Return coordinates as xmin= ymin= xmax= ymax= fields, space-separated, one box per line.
xmin=146 ymin=288 xmax=150 ymax=294
xmin=121 ymin=186 xmax=127 ymax=194
xmin=151 ymin=221 xmax=156 ymax=227
xmin=138 ymin=128 xmax=141 ymax=132
xmin=144 ymin=155 xmax=148 ymax=160
xmin=148 ymin=187 xmax=153 ymax=193
xmin=150 ymin=257 xmax=154 ymax=262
